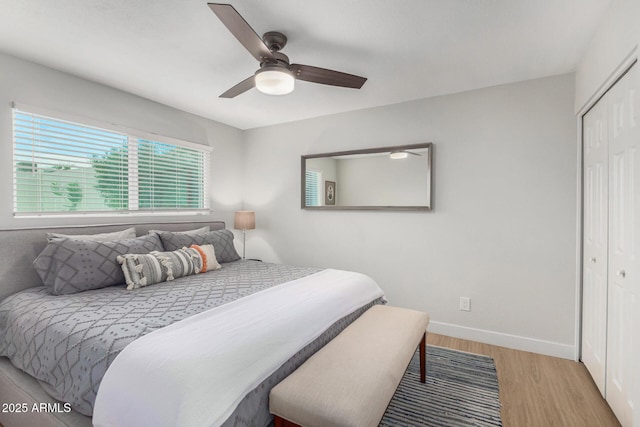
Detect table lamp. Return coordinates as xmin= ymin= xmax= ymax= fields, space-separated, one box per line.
xmin=234 ymin=211 xmax=255 ymax=259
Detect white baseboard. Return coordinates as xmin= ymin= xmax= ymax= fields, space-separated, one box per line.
xmin=428 ymin=321 xmax=576 ymax=360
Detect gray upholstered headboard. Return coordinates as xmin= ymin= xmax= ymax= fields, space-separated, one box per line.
xmin=0 ymin=221 xmax=226 ymax=302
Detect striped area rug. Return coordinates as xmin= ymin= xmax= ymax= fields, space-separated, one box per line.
xmin=380 ymin=346 xmax=503 ymax=427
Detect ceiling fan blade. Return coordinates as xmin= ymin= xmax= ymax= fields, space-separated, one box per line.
xmin=406 ymin=151 xmax=423 ymax=156
xmin=220 ymin=75 xmax=255 ymax=98
xmin=208 ymin=3 xmax=274 ymax=62
xmin=290 ymin=64 xmax=367 ymax=89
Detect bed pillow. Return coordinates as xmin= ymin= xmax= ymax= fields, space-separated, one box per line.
xmin=148 ymin=225 xmax=209 ymax=236
xmin=117 ymin=247 xmax=203 ymax=290
xmin=157 ymin=229 xmax=240 ymax=263
xmin=190 ymin=244 xmax=222 ymax=272
xmin=46 ymin=227 xmax=136 ymax=242
xmin=33 ymin=234 xmax=163 ymax=295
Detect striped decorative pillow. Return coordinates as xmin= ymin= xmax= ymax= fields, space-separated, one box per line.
xmin=117 ymin=247 xmax=203 ymax=290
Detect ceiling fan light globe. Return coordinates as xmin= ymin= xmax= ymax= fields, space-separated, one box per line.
xmin=254 ymin=68 xmax=295 ymax=95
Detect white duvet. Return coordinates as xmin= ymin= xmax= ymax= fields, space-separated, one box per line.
xmin=92 ymin=269 xmax=384 ymax=427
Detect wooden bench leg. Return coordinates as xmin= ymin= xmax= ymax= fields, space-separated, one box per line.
xmin=420 ymin=332 xmax=426 ymax=383
xmin=274 ymin=415 xmax=301 ymax=427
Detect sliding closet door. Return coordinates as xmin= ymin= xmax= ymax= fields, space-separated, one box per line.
xmin=605 ymin=63 xmax=638 ymax=427
xmin=581 ymin=97 xmax=609 ymax=395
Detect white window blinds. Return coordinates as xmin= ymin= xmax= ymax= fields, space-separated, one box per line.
xmin=12 ymin=106 xmax=211 ymax=216
xmin=305 ymin=170 xmax=321 ymax=207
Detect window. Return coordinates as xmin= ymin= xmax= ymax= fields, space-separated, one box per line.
xmin=12 ymin=105 xmax=211 ymax=216
xmin=305 ymin=170 xmax=322 ymax=207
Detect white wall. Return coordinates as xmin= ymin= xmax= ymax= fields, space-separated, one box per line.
xmin=0 ymin=53 xmax=244 ymax=230
xmin=575 ymin=0 xmax=639 ymax=112
xmin=243 ymin=73 xmax=577 ymax=358
xmin=0 ymin=52 xmax=580 ymax=359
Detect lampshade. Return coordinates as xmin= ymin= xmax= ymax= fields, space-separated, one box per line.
xmin=254 ymin=68 xmax=295 ymax=95
xmin=234 ymin=211 xmax=255 ymax=230
xmin=390 ymin=151 xmax=408 ymax=159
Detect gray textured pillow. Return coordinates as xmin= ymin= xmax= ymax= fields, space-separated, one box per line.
xmin=46 ymin=227 xmax=136 ymax=242
xmin=157 ymin=229 xmax=240 ymax=263
xmin=117 ymin=247 xmax=203 ymax=290
xmin=147 ymin=225 xmax=209 ymax=236
xmin=33 ymin=234 xmax=164 ymax=295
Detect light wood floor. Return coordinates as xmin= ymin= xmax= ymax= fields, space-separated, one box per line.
xmin=428 ymin=333 xmax=621 ymax=427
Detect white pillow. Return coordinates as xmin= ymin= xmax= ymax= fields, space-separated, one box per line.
xmin=46 ymin=227 xmax=136 ymax=242
xmin=190 ymin=244 xmax=222 ymax=272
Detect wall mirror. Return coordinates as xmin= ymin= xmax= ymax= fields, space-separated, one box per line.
xmin=301 ymin=143 xmax=432 ymax=211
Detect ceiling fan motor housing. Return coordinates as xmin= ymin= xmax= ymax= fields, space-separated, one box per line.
xmin=262 ymin=31 xmax=287 ymax=52
xmin=262 ymin=51 xmax=291 ymax=68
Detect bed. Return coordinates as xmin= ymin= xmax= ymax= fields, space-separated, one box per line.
xmin=0 ymin=221 xmax=384 ymax=427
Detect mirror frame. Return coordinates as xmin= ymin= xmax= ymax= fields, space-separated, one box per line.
xmin=301 ymin=143 xmax=432 ymax=211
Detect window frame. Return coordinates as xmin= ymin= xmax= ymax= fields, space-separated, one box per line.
xmin=11 ymin=103 xmax=212 ymax=217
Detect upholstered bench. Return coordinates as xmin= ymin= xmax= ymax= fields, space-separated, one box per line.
xmin=269 ymin=305 xmax=430 ymax=427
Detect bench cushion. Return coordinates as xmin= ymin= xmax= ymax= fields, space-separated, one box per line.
xmin=269 ymin=305 xmax=429 ymax=427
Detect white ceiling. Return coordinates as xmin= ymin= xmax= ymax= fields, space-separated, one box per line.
xmin=0 ymin=0 xmax=610 ymax=130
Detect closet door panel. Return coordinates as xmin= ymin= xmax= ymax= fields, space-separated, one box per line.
xmin=581 ymin=97 xmax=609 ymax=395
xmin=606 ymin=64 xmax=637 ymax=427
xmin=628 ymin=65 xmax=639 ymax=427
xmin=632 ymin=80 xmax=640 ymax=423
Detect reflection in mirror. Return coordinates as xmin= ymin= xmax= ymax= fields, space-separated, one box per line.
xmin=301 ymin=143 xmax=432 ymax=210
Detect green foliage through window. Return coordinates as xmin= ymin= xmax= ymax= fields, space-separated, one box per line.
xmin=91 ymin=146 xmax=129 ymax=210
xmin=51 ymin=182 xmax=83 ymax=211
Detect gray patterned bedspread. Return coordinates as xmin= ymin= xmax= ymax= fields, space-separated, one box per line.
xmin=0 ymin=260 xmax=322 ymax=417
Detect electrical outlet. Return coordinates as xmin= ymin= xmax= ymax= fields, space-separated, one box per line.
xmin=459 ymin=297 xmax=471 ymax=311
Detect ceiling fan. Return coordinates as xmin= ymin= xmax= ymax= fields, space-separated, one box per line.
xmin=208 ymin=3 xmax=367 ymax=98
